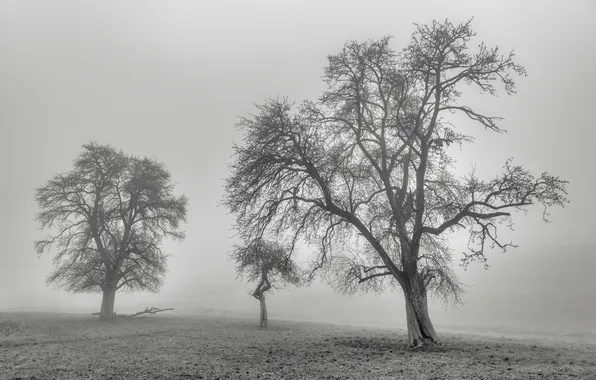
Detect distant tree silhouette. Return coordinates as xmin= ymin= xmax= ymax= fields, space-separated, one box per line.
xmin=35 ymin=142 xmax=188 ymax=319
xmin=224 ymin=19 xmax=568 ymax=346
xmin=232 ymin=240 xmax=302 ymax=327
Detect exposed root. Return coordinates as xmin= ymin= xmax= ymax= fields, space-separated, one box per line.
xmin=409 ymin=337 xmax=445 ymax=351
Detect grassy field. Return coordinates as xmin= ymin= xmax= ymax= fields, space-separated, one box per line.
xmin=1 ymin=312 xmax=595 ymax=380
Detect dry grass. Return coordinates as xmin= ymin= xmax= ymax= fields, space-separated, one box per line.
xmin=0 ymin=317 xmax=27 ymax=337
xmin=1 ymin=312 xmax=594 ymax=379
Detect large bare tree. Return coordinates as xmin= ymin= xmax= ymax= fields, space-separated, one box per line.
xmin=224 ymin=19 xmax=568 ymax=347
xmin=232 ymin=240 xmax=302 ymax=328
xmin=35 ymin=142 xmax=188 ymax=319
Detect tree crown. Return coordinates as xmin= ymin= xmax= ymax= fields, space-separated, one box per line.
xmin=35 ymin=141 xmax=188 ymax=293
xmin=232 ymin=240 xmax=302 ymax=294
xmin=224 ymin=19 xmax=568 ymax=305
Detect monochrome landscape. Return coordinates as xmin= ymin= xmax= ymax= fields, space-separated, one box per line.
xmin=1 ymin=1 xmax=595 ymax=379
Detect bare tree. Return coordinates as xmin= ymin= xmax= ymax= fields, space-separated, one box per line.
xmin=35 ymin=142 xmax=188 ymax=319
xmin=232 ymin=240 xmax=301 ymax=327
xmin=224 ymin=19 xmax=568 ymax=346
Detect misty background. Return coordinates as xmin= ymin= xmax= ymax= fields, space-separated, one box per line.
xmin=1 ymin=0 xmax=594 ymax=339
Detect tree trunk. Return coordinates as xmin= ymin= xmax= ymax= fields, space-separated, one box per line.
xmin=259 ymin=295 xmax=267 ymax=328
xmin=402 ymin=274 xmax=440 ymax=347
xmin=99 ymin=286 xmax=117 ymax=320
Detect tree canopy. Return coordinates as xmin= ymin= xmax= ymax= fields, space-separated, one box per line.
xmin=232 ymin=240 xmax=302 ymax=296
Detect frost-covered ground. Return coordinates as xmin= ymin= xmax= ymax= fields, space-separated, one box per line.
xmin=1 ymin=312 xmax=595 ymax=379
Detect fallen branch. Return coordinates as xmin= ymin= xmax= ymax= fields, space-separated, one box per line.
xmin=91 ymin=307 xmax=173 ymax=318
xmin=126 ymin=306 xmax=174 ymax=318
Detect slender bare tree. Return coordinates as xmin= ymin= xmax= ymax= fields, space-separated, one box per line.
xmin=35 ymin=142 xmax=188 ymax=319
xmin=224 ymin=19 xmax=568 ymax=346
xmin=232 ymin=240 xmax=302 ymax=327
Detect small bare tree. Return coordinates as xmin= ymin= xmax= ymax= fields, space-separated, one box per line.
xmin=232 ymin=240 xmax=302 ymax=327
xmin=35 ymin=142 xmax=188 ymax=319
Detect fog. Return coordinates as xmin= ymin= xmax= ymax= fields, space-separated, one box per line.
xmin=1 ymin=0 xmax=595 ymax=338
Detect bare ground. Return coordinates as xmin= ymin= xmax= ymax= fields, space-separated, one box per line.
xmin=1 ymin=312 xmax=594 ymax=379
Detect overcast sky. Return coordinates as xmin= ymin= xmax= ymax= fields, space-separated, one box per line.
xmin=1 ymin=0 xmax=594 ymax=335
